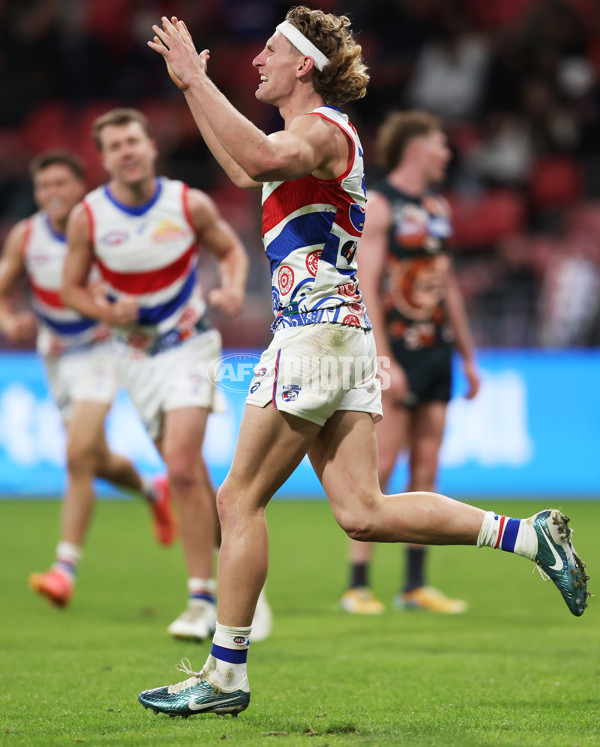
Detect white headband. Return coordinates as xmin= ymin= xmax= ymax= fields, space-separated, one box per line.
xmin=276 ymin=21 xmax=329 ymax=71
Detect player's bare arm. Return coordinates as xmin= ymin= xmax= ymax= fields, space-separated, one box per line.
xmin=148 ymin=17 xmax=260 ymax=189
xmin=186 ymin=189 xmax=249 ymax=317
xmin=0 ymin=221 xmax=37 ymax=342
xmin=264 ymin=114 xmax=349 ymax=182
xmin=62 ymin=203 xmax=139 ymax=326
xmin=360 ymin=190 xmax=409 ymax=404
xmin=160 ymin=20 xmax=262 ymax=190
xmin=148 ymin=17 xmax=346 ymax=183
xmin=446 ymin=270 xmax=480 ymax=399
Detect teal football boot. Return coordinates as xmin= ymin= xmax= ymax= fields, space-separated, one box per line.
xmin=529 ymin=510 xmax=590 ymax=616
xmin=139 ymin=659 xmax=250 ymax=718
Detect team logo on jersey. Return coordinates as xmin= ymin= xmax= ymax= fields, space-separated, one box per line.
xmin=254 ymin=367 xmax=267 ymax=377
xmin=153 ymin=220 xmax=188 ymax=243
xmin=342 ymin=314 xmax=361 ymax=327
xmin=305 ymin=249 xmax=322 ymax=277
xmin=340 ymin=240 xmax=357 ymax=265
xmin=101 ymin=230 xmax=129 ymax=247
xmin=282 ymin=384 xmax=301 ymax=401
xmin=349 ymin=203 xmax=365 ymax=234
xmin=387 ymin=254 xmax=451 ymax=322
xmin=278 ymin=265 xmax=294 ymax=295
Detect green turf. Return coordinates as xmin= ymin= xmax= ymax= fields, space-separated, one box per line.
xmin=0 ymin=497 xmax=597 ymax=746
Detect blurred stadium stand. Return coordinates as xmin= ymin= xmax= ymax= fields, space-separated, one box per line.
xmin=1 ymin=0 xmax=600 ymax=350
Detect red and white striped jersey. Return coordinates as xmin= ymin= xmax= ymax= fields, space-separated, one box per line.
xmin=83 ymin=177 xmax=207 ymax=354
xmin=22 ymin=211 xmax=110 ymax=357
xmin=262 ymin=105 xmax=371 ymax=332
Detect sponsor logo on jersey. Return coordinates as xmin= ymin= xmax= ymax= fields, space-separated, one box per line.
xmin=101 ymin=230 xmax=129 ymax=247
xmin=250 ymin=382 xmax=261 ymax=394
xmin=342 ymin=314 xmax=361 ymax=327
xmin=394 ymin=203 xmax=429 ymax=248
xmin=429 ymin=216 xmax=452 ymax=239
xmin=28 ymin=252 xmax=51 ymax=266
xmin=152 ymin=220 xmax=188 ymax=243
xmin=278 ymin=265 xmax=294 ymax=295
xmin=305 ymin=249 xmax=322 ymax=277
xmin=340 ymin=240 xmax=357 ymax=264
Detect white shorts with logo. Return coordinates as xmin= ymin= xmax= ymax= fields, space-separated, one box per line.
xmin=117 ymin=329 xmax=225 ymax=441
xmin=246 ymin=324 xmax=383 ymax=426
xmin=44 ymin=342 xmax=119 ymax=423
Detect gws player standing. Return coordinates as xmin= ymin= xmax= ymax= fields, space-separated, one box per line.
xmin=341 ymin=111 xmax=480 ymax=616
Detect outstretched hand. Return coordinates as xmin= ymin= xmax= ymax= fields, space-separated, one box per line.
xmin=147 ymin=16 xmax=210 ymax=91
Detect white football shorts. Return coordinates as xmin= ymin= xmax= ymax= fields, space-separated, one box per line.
xmin=117 ymin=329 xmax=225 ymax=441
xmin=44 ymin=342 xmax=119 ymax=422
xmin=246 ymin=323 xmax=382 ymax=426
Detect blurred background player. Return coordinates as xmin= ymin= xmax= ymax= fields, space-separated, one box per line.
xmin=0 ymin=149 xmax=175 ymax=608
xmin=62 ymin=108 xmax=271 ymax=642
xmin=341 ymin=111 xmax=481 ymax=616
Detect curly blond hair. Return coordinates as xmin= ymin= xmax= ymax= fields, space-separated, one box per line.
xmin=284 ymin=6 xmax=369 ymax=106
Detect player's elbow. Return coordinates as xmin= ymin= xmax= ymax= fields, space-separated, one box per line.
xmin=243 ymin=150 xmax=300 ymax=182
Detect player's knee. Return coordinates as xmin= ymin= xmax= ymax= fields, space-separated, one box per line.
xmin=164 ymin=457 xmax=199 ymax=495
xmin=336 ymin=508 xmax=377 ymax=541
xmin=215 ymin=484 xmax=229 ymax=524
xmin=216 ymin=479 xmax=262 ymax=529
xmin=65 ymin=440 xmax=100 ymax=475
xmin=215 ymin=480 xmax=241 ymax=526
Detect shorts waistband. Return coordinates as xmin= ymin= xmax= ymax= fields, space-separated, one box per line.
xmin=145 ymin=315 xmax=213 ymax=356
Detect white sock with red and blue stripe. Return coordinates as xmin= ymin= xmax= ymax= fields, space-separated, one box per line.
xmin=188 ymin=577 xmax=216 ymax=605
xmin=477 ymin=512 xmax=537 ymax=560
xmin=52 ymin=541 xmax=81 ymax=583
xmin=203 ymin=622 xmax=251 ymax=691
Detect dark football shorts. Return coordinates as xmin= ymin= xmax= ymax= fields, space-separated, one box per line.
xmin=389 ymin=341 xmax=453 ymax=406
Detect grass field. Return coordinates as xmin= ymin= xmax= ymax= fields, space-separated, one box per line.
xmin=0 ymin=497 xmax=598 ymax=747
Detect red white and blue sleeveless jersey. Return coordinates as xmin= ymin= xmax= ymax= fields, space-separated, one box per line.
xmin=262 ymin=106 xmax=371 ymax=333
xmin=22 ymin=211 xmax=110 ymax=357
xmin=83 ymin=177 xmax=208 ymax=355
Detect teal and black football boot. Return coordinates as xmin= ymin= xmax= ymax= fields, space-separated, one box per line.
xmin=528 ymin=509 xmax=590 ymax=616
xmin=139 ymin=659 xmax=250 ymax=718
